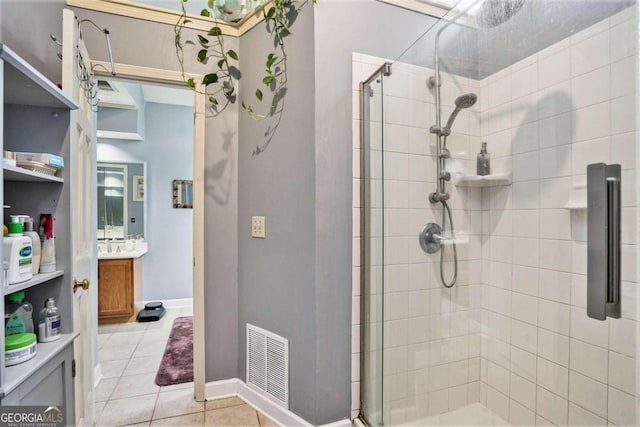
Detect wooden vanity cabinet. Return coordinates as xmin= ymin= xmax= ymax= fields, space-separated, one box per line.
xmin=98 ymin=258 xmax=143 ymax=323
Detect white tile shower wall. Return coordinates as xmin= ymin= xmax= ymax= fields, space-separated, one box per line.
xmin=352 ymin=52 xmax=484 ymax=424
xmin=477 ymin=7 xmax=639 ymax=426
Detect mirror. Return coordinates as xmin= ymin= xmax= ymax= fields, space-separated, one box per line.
xmin=98 ymin=162 xmax=145 ymax=239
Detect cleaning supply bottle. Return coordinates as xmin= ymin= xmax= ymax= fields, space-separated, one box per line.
xmin=39 ymin=214 xmax=56 ymax=273
xmin=38 ymin=297 xmax=61 ymax=342
xmin=477 ymin=142 xmax=491 ymax=176
xmin=3 ymin=222 xmax=33 ymax=284
xmin=5 ymin=291 xmax=34 ymax=336
xmin=23 ymin=219 xmax=41 ymax=276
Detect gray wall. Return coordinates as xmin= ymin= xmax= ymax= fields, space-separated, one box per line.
xmin=1 ymin=0 xmax=67 ymax=82
xmin=98 ymin=102 xmax=194 ymax=301
xmin=237 ymin=3 xmax=318 ymax=422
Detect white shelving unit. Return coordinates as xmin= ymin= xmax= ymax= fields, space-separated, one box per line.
xmin=453 ymin=172 xmax=512 ymax=188
xmin=3 ymin=271 xmax=65 ymax=296
xmin=3 ymin=164 xmax=64 ymax=183
xmin=2 ymin=333 xmax=78 ymax=396
xmin=0 ymin=43 xmax=76 ymax=409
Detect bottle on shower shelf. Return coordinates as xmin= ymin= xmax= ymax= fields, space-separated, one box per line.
xmin=477 ymin=142 xmax=491 ymax=176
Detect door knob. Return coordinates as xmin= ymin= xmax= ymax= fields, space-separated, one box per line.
xmin=73 ymin=278 xmax=89 ymax=293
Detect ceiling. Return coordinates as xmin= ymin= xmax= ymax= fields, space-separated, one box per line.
xmin=132 ymin=0 xmax=263 ymax=23
xmin=388 ymin=0 xmax=636 ymax=79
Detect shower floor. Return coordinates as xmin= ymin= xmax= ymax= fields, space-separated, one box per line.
xmin=403 ymin=403 xmax=510 ymax=426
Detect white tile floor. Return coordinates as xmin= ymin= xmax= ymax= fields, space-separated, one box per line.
xmin=95 ymin=307 xmax=276 ymax=426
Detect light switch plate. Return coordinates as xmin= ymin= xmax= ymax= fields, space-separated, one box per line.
xmin=252 ymin=216 xmax=266 ymax=238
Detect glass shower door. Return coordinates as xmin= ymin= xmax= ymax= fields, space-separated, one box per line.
xmin=360 ymin=68 xmax=385 ymax=426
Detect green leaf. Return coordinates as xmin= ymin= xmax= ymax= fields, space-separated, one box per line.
xmin=197 ymin=35 xmax=209 ymax=45
xmin=183 ymin=19 xmax=192 ymax=24
xmin=227 ymin=49 xmax=238 ymax=60
xmin=266 ymin=53 xmax=277 ymax=69
xmin=266 ymin=6 xmax=276 ymax=20
xmin=197 ymin=49 xmax=207 ymax=62
xmin=208 ymin=26 xmax=222 ymax=36
xmin=256 ymin=89 xmax=263 ymax=101
xmin=200 ymin=8 xmax=210 ymax=17
xmin=209 ymin=96 xmax=218 ymax=105
xmin=208 ymin=0 xmax=213 ymax=8
xmin=202 ymin=73 xmax=219 ymax=85
xmin=217 ymin=59 xmax=226 ymax=69
xmin=187 ymin=78 xmax=195 ymax=88
xmin=242 ymin=100 xmax=247 ymax=109
xmin=262 ymin=76 xmax=274 ymax=86
xmin=224 ymin=86 xmax=235 ymax=96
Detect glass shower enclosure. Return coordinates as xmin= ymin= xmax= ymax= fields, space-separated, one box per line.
xmin=358 ymin=0 xmax=639 ymax=425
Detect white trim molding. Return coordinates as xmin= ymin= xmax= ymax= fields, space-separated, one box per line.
xmin=205 ymin=379 xmax=352 ymax=427
xmin=142 ymin=298 xmax=194 ymax=309
xmin=67 ymin=0 xmax=269 ymax=36
xmin=93 ymin=363 xmax=103 ymax=388
xmin=377 ymin=0 xmax=452 ymax=18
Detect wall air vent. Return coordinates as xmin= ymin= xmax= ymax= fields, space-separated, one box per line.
xmin=96 ymin=80 xmax=138 ymax=110
xmin=246 ymin=324 xmax=289 ymax=408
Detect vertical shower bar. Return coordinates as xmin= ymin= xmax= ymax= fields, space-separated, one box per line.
xmin=606 ymin=169 xmax=621 ymax=318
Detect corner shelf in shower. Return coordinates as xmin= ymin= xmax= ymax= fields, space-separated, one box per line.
xmin=453 ymin=173 xmax=512 ymax=188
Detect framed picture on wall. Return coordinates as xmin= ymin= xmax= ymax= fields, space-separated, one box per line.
xmin=133 ymin=175 xmax=144 ymax=201
xmin=173 ymin=180 xmax=193 ymax=208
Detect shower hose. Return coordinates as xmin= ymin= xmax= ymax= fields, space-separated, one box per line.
xmin=440 ymin=199 xmax=458 ymax=288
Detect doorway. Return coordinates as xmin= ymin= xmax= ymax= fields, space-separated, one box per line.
xmin=90 ymin=62 xmax=206 ymax=424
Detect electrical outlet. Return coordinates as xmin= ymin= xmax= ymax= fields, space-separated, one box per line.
xmin=252 ymin=216 xmax=266 ymax=238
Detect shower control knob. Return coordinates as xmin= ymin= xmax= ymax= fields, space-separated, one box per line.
xmin=439 ymin=149 xmax=450 ymax=159
xmin=419 ymin=223 xmax=443 ymax=254
xmin=441 ymin=172 xmax=451 ymax=181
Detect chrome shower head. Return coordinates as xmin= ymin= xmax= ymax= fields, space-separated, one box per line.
xmin=455 ymin=93 xmax=478 ymax=109
xmin=477 ymin=0 xmax=526 ymax=28
xmin=443 ymin=93 xmax=477 ymax=133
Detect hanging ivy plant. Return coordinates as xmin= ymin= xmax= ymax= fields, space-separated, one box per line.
xmin=174 ymin=0 xmax=240 ymax=113
xmin=174 ymin=0 xmax=308 ymax=120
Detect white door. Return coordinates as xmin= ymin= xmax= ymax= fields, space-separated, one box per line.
xmin=62 ymin=9 xmax=98 ymax=426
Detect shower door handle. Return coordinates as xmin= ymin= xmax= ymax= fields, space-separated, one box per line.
xmin=587 ymin=163 xmax=621 ymax=320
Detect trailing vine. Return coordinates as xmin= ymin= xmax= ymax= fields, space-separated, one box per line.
xmin=174 ymin=0 xmax=240 ymax=114
xmin=242 ymin=0 xmax=297 ymax=120
xmin=174 ymin=0 xmax=306 ymax=121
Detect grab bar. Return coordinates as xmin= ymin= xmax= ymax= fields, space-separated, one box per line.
xmin=587 ymin=163 xmax=621 ymax=320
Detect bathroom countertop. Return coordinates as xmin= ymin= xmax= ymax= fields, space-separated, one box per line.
xmin=97 ymin=248 xmax=148 ymax=260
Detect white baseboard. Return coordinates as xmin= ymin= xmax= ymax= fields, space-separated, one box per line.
xmin=143 ymin=298 xmax=193 ymax=309
xmin=352 ymin=417 xmax=366 ymax=427
xmin=204 ymin=378 xmax=242 ymax=399
xmin=319 ymin=419 xmax=352 ymax=427
xmin=205 ymin=378 xmax=351 ymax=427
xmin=94 ymin=363 xmax=103 ymax=388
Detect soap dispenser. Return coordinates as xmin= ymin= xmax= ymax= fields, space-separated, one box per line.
xmin=477 ymin=142 xmax=491 ymax=176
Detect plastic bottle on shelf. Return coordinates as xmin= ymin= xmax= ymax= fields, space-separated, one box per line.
xmin=38 ymin=297 xmax=61 ymax=343
xmin=3 ymin=222 xmax=33 ymax=284
xmin=23 ymin=218 xmax=41 ymax=276
xmin=477 ymin=142 xmax=491 ymax=176
xmin=39 ymin=214 xmax=56 ymax=273
xmin=5 ymin=291 xmax=34 ymax=336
